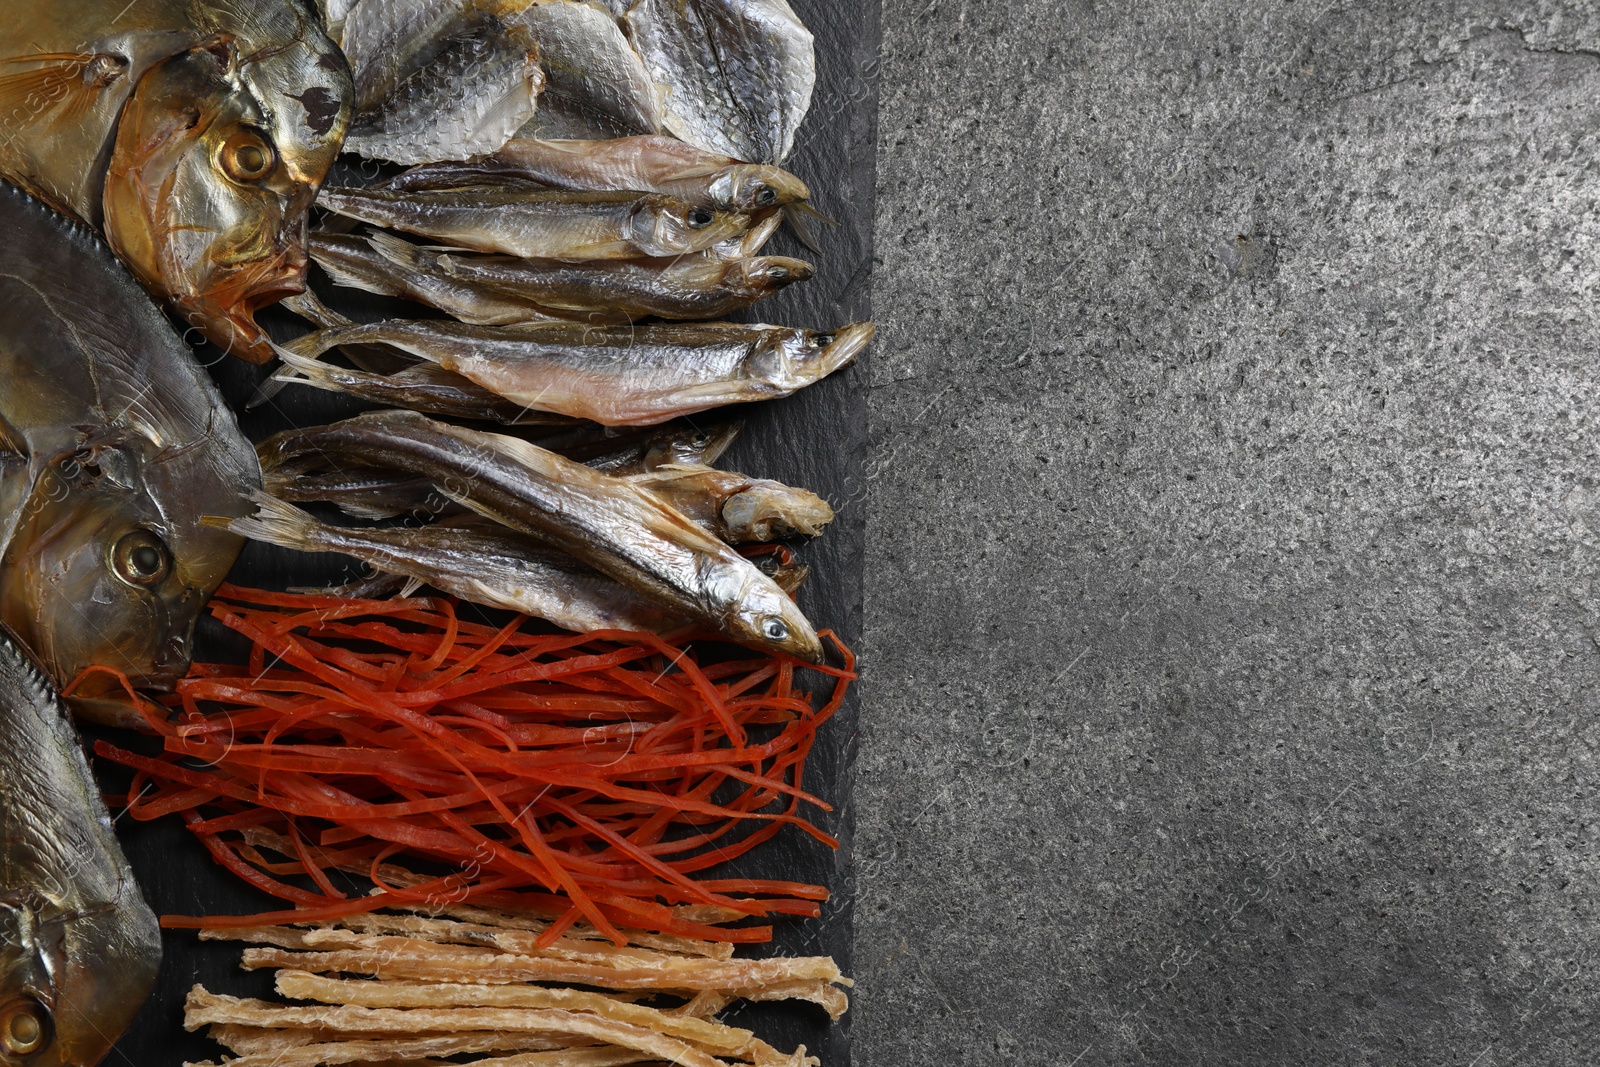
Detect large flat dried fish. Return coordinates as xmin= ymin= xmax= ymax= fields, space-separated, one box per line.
xmin=626 ymin=0 xmax=816 ymax=163
xmin=508 ymin=1 xmax=663 ymax=140
xmin=345 ymin=19 xmax=543 ymax=164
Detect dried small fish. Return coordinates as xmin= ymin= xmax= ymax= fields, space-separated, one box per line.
xmin=278 ymin=320 xmax=875 ymax=426
xmin=259 ymin=411 xmax=824 ymax=660
xmin=564 ymin=420 xmax=744 ymax=474
xmin=627 ymin=0 xmax=816 ymax=164
xmin=387 ymin=136 xmax=811 ymax=214
xmin=353 ymin=234 xmax=814 ymax=322
xmin=222 ymin=495 xmax=690 ymax=635
xmin=318 ymin=185 xmax=750 ymax=260
xmin=310 ymin=232 xmax=563 ymax=326
xmin=631 ymin=463 xmax=833 ymax=542
xmin=257 ymin=345 xmax=577 ymax=426
xmin=345 ymin=19 xmax=543 ymax=164
xmin=508 ymin=2 xmax=663 ymax=140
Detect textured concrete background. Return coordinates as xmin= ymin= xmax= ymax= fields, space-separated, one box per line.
xmin=859 ymin=2 xmax=1600 ymax=1063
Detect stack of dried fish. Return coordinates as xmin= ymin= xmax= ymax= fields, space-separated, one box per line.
xmin=236 ymin=0 xmax=867 ymax=662
xmin=186 ymin=905 xmax=847 ymax=1067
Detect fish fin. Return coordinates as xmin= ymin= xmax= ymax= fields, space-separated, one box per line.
xmin=281 ymin=290 xmax=356 ymax=331
xmin=220 ymin=493 xmax=330 ymax=554
xmin=0 ymin=53 xmax=125 ymax=127
xmin=783 ymin=202 xmax=836 ymax=254
xmin=365 ymin=229 xmax=426 ymax=268
xmin=400 ymin=576 xmax=427 ymax=598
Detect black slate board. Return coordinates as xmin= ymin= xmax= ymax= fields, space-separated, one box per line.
xmin=105 ymin=3 xmax=880 ymax=1063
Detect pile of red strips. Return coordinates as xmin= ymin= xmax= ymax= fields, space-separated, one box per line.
xmin=87 ymin=585 xmax=855 ymax=948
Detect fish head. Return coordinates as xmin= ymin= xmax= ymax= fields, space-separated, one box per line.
xmin=713 ymin=562 xmax=824 ymax=663
xmin=632 ymin=196 xmax=750 ymax=256
xmin=729 ymin=256 xmax=815 ymax=300
xmin=706 ymin=165 xmax=812 ymax=212
xmin=103 ymin=28 xmax=353 ymax=364
xmin=749 ymin=321 xmax=877 ymax=389
xmin=0 ymin=432 xmax=254 ymax=726
xmin=723 ymin=483 xmax=835 ymax=542
xmin=0 ymin=894 xmax=158 ymax=1067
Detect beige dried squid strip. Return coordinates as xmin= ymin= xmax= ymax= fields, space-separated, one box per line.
xmin=185 ymin=990 xmax=729 ymax=1067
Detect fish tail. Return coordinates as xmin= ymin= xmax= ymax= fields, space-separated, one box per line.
xmin=221 ymin=493 xmax=332 ymax=554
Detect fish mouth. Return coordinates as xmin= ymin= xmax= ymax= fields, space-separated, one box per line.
xmin=819 ymin=321 xmax=876 ymax=373
xmin=181 ymin=251 xmax=309 ymax=365
xmin=64 ymin=668 xmax=180 ymax=732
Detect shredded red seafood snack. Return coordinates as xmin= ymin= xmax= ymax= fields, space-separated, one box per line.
xmin=83 ymin=584 xmax=854 ymax=947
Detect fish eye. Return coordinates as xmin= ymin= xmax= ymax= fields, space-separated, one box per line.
xmin=754 ymin=185 xmax=779 ymax=206
xmin=111 ymin=529 xmax=173 ymax=588
xmin=767 ymin=265 xmax=790 ymax=281
xmin=219 ymin=128 xmax=277 ymax=184
xmin=763 ymin=618 xmax=790 ymax=641
xmin=809 ymin=333 xmax=837 ymax=349
xmin=0 ymin=997 xmax=50 ymax=1056
xmin=686 ymin=207 xmax=715 ymax=229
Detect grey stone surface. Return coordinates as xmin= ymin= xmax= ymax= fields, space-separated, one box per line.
xmin=858 ymin=3 xmax=1600 ymax=1064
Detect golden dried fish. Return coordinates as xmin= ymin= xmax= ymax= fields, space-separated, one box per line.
xmin=389 ymin=136 xmax=810 ymax=214
xmin=277 ymin=319 xmax=875 ymax=426
xmin=0 ymin=0 xmax=353 ymax=362
xmin=627 ymin=0 xmax=816 ymax=164
xmin=345 ymin=19 xmax=543 ymax=164
xmin=318 ymin=185 xmax=750 ymax=260
xmin=508 ymin=2 xmax=663 ymax=140
xmin=631 ymin=463 xmax=834 ymax=542
xmin=325 ymin=231 xmax=813 ymax=323
xmin=0 ymin=186 xmax=259 ymax=726
xmin=260 ymin=411 xmax=825 ymax=660
xmin=221 ymin=496 xmax=691 ymax=635
xmin=0 ymin=630 xmax=161 ymax=1066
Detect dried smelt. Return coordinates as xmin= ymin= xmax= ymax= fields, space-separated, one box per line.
xmin=345 ymin=19 xmax=543 ymax=164
xmin=631 ymin=463 xmax=833 ymax=542
xmin=278 ymin=319 xmax=875 ymax=426
xmin=310 ymin=232 xmax=565 ymax=326
xmin=342 ymin=233 xmax=813 ymax=323
xmin=627 ymin=0 xmax=816 ymax=164
xmin=507 ymin=2 xmax=663 ymax=140
xmin=318 ymin=185 xmax=750 ymax=260
xmin=222 ymin=496 xmax=691 ymax=635
xmin=258 ymin=344 xmax=579 ymax=427
xmin=387 ymin=136 xmax=811 ymax=214
xmin=259 ymin=410 xmax=825 ymax=660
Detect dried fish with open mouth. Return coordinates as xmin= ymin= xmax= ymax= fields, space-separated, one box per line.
xmin=0 ymin=630 xmax=162 ymax=1067
xmin=507 ymin=1 xmax=664 ymax=140
xmin=0 ymin=185 xmax=260 ymax=727
xmin=258 ymin=410 xmax=825 ymax=660
xmin=627 ymin=0 xmax=816 ymax=164
xmin=274 ymin=319 xmax=875 ymax=426
xmin=318 ymin=185 xmax=750 ymax=260
xmin=219 ymin=495 xmax=691 ymax=636
xmin=344 ymin=19 xmax=544 ymax=164
xmin=0 ymin=0 xmax=353 ymax=362
xmin=316 ymin=231 xmax=812 ymax=324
